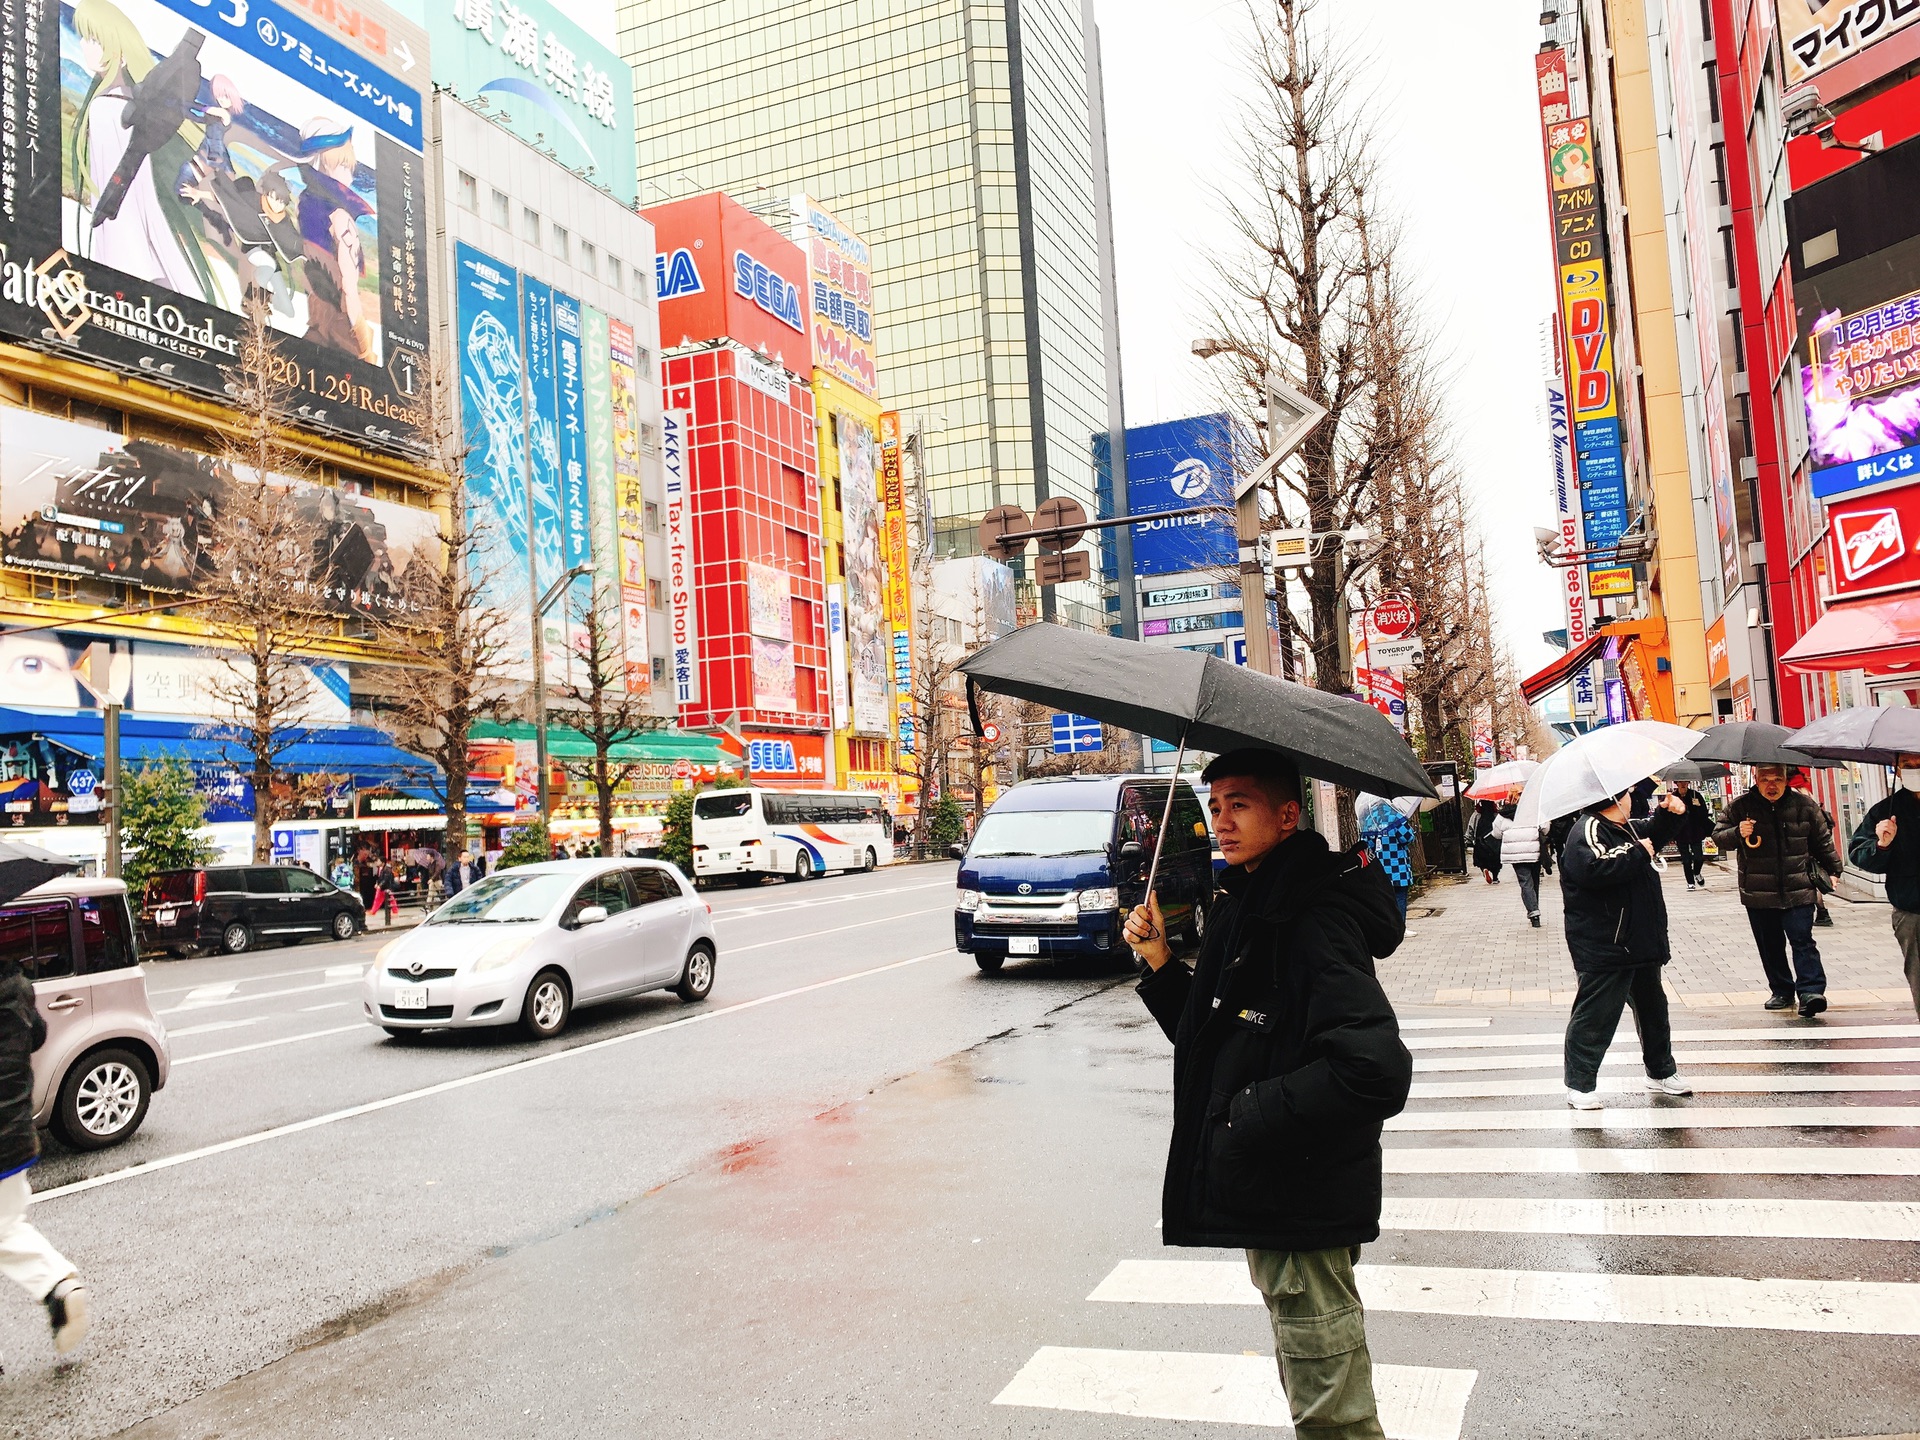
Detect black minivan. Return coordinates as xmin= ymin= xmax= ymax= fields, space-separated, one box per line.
xmin=140 ymin=865 xmax=366 ymax=955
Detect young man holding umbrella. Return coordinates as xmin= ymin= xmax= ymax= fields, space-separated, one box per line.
xmin=1125 ymin=750 xmax=1411 ymax=1440
xmin=1713 ymin=764 xmax=1842 ymax=1017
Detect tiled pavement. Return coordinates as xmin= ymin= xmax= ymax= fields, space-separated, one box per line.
xmin=1383 ymin=854 xmax=1918 ymax=1012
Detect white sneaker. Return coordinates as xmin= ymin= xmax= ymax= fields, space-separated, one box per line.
xmin=1645 ymin=1074 xmax=1692 ymax=1096
xmin=45 ymin=1277 xmax=88 ymax=1355
xmin=1565 ymin=1087 xmax=1603 ymax=1110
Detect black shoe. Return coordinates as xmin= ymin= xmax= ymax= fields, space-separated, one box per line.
xmin=1799 ymin=994 xmax=1828 ymax=1019
xmin=1529 ymin=913 xmax=1541 ymax=927
xmin=1813 ymin=910 xmax=1834 ymax=927
xmin=1764 ymin=993 xmax=1795 ymax=1010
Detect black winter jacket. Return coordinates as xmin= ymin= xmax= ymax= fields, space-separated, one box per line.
xmin=1559 ymin=808 xmax=1681 ymax=972
xmin=1850 ymin=788 xmax=1920 ymax=913
xmin=1672 ymin=790 xmax=1715 ymax=845
xmin=1712 ymin=788 xmax=1842 ymax=910
xmin=0 ymin=962 xmax=45 ymax=1177
xmin=1136 ymin=830 xmax=1412 ymax=1253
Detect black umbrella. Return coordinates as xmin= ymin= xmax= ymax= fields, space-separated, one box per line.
xmin=959 ymin=624 xmax=1436 ymax=896
xmin=1656 ymin=759 xmax=1730 ymax=784
xmin=1687 ymin=720 xmax=1838 ymax=768
xmin=0 ymin=841 xmax=79 ymax=906
xmin=1787 ymin=707 xmax=1920 ymax=764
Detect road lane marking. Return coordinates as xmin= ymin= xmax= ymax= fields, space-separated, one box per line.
xmin=993 ymin=1347 xmax=1477 ymax=1438
xmin=1404 ymin=1024 xmax=1920 ymax=1050
xmin=179 ymin=982 xmax=237 ymax=1006
xmin=1415 ymin=1046 xmax=1920 ymax=1072
xmin=712 ymin=879 xmax=952 ymax=920
xmin=1388 ymin=1105 xmax=1920 ymax=1131
xmin=1413 ymin=1074 xmax=1920 ymax=1098
xmin=300 ymin=1001 xmax=349 ymax=1012
xmin=1382 ymin=1146 xmax=1920 ymax=1175
xmin=164 ymin=1018 xmax=260 ymax=1039
xmin=1380 ymin=1197 xmax=1920 ymax=1242
xmin=147 ymin=957 xmax=383 ymax=998
xmin=1400 ymin=1018 xmax=1492 ymax=1031
xmin=156 ymin=976 xmax=364 ymax=1015
xmin=324 ymin=965 xmax=366 ymax=979
xmin=725 ymin=905 xmax=949 ymax=954
xmin=172 ymin=1027 xmax=365 ymax=1065
xmin=1089 ymin=1260 xmax=1920 ymax=1335
xmin=32 ymin=948 xmax=951 ymax=1206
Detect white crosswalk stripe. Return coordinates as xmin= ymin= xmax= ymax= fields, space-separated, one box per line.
xmin=994 ymin=1017 xmax=1920 ymax=1435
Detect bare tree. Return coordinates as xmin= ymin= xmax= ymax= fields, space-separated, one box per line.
xmin=550 ymin=588 xmax=663 ymax=855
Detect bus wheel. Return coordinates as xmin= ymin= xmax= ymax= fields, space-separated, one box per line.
xmin=790 ymin=853 xmax=811 ymax=883
xmin=863 ymin=847 xmax=877 ymax=873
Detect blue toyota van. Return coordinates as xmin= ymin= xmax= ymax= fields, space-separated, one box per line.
xmin=954 ymin=775 xmax=1214 ymax=971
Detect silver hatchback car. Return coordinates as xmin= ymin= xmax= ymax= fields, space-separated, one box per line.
xmin=362 ymin=859 xmax=718 ymax=1040
xmin=8 ymin=877 xmax=172 ymax=1150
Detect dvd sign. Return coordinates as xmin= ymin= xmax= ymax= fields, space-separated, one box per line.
xmin=1827 ymin=484 xmax=1920 ymax=600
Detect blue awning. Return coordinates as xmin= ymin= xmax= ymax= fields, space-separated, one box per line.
xmin=0 ymin=708 xmax=437 ymax=785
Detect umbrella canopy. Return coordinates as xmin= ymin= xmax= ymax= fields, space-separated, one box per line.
xmin=1355 ymin=792 xmax=1424 ymax=821
xmin=959 ymin=624 xmax=1436 ymax=799
xmin=1787 ymin=707 xmax=1920 ymax=764
xmin=1513 ymin=720 xmax=1703 ymax=828
xmin=1465 ymin=759 xmax=1539 ymax=799
xmin=0 ymin=841 xmax=80 ymax=907
xmin=1656 ymin=758 xmax=1730 ymax=785
xmin=1686 ymin=720 xmax=1837 ymax=769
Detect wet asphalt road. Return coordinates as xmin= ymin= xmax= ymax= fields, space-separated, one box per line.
xmin=5 ymin=862 xmax=1920 ymax=1438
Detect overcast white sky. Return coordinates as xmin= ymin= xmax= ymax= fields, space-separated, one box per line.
xmin=583 ymin=0 xmax=1562 ymax=673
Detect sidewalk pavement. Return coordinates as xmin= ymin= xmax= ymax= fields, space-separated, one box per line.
xmin=1382 ymin=853 xmax=1917 ymax=1012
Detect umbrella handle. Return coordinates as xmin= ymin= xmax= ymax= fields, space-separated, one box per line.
xmin=1141 ymin=731 xmax=1188 ymax=927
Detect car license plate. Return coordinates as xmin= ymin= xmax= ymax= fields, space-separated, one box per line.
xmin=1008 ymin=936 xmax=1039 ymax=956
xmin=155 ymin=908 xmax=177 ymax=926
xmin=394 ymin=985 xmax=430 ymax=1010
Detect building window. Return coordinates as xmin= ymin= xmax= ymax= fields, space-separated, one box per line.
xmin=644 ymin=501 xmax=661 ymax=534
xmin=552 ymin=224 xmax=570 ymax=263
xmin=639 ymin=421 xmax=656 ymax=451
xmin=635 ymin=263 xmax=650 ymax=299
xmin=635 ymin=347 xmax=652 ymax=377
xmin=606 ymin=257 xmax=622 ymax=292
xmin=457 ymin=172 xmax=477 ymax=212
xmin=652 ymin=656 xmax=666 ymax=683
xmin=648 ymin=578 xmax=666 ymax=610
xmin=522 ymin=207 xmax=541 ymax=246
xmin=579 ymin=241 xmax=596 ymax=277
xmin=490 ymin=189 xmax=510 ymax=228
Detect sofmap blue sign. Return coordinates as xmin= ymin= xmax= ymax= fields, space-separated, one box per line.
xmin=1121 ymin=414 xmax=1239 ymax=577
xmin=522 ymin=277 xmax=565 ymax=599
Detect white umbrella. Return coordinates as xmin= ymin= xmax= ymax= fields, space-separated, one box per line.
xmin=1513 ymin=720 xmax=1703 ymax=828
xmin=1355 ymin=791 xmax=1424 ymax=821
xmin=1465 ymin=759 xmax=1539 ymax=799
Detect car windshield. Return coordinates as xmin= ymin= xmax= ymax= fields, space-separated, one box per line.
xmin=425 ymin=872 xmax=574 ymax=924
xmin=694 ymin=792 xmax=754 ymax=820
xmin=969 ymin=809 xmax=1113 ymax=858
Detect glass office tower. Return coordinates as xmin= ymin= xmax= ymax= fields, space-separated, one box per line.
xmin=620 ymin=0 xmax=1123 ymax=629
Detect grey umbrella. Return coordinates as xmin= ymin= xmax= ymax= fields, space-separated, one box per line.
xmin=958 ymin=623 xmax=1436 ymax=899
xmin=0 ymin=841 xmax=80 ymax=906
xmin=1787 ymin=707 xmax=1920 ymax=764
xmin=1656 ymin=758 xmax=1730 ymax=784
xmin=1687 ymin=720 xmax=1838 ymax=768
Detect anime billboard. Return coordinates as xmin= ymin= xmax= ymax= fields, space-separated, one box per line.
xmin=835 ymin=413 xmax=888 ymax=735
xmin=0 ymin=0 xmax=430 ymax=450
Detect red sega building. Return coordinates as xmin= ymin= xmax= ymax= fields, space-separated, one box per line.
xmin=643 ymin=194 xmax=831 ymax=785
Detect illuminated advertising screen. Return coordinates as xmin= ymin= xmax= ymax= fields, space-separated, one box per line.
xmin=0 ymin=0 xmax=431 ymax=449
xmin=1802 ymin=285 xmax=1920 ymax=499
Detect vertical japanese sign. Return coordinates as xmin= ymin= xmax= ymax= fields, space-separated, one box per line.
xmin=454 ymin=242 xmax=532 ymax=680
xmin=553 ymin=290 xmax=590 ymax=672
xmin=879 ymin=411 xmax=914 ymax=753
xmin=791 ymin=195 xmax=877 ymax=398
xmin=0 ymin=0 xmax=431 ymax=449
xmin=836 ymin=413 xmax=890 ymax=735
xmin=521 ymin=277 xmax=564 ymax=672
xmin=581 ymin=305 xmax=624 ymax=676
xmin=609 ymin=319 xmax=649 ymax=693
xmin=826 ymin=581 xmax=850 ymax=729
xmin=1548 ymin=365 xmax=1597 ymax=717
xmin=663 ymin=407 xmax=698 ymax=706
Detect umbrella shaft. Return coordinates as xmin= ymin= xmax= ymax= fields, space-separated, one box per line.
xmin=1144 ymin=733 xmax=1188 ymax=907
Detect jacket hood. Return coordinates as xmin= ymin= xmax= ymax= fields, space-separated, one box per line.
xmin=1231 ymin=830 xmax=1405 ymax=960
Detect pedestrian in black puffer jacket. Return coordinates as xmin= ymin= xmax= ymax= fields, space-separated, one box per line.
xmin=1849 ymin=771 xmax=1920 ymax=1022
xmin=0 ymin=960 xmax=43 ymax=1179
xmin=1125 ymin=749 xmax=1410 ymax=1440
xmin=1557 ymin=791 xmax=1691 ymax=1109
xmin=1712 ymin=765 xmax=1842 ymax=1016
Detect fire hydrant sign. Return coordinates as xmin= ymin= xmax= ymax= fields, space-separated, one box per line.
xmin=1362 ymin=598 xmax=1422 ymax=668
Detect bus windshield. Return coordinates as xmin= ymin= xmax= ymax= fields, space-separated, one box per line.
xmin=694 ymin=792 xmax=755 ymax=821
xmin=969 ymin=810 xmax=1114 ymax=859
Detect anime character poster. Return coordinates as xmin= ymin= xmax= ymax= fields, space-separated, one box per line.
xmin=0 ymin=0 xmax=430 ymax=450
xmin=835 ymin=413 xmax=888 ymax=736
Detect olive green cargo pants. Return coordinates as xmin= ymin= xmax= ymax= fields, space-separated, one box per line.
xmin=1245 ymin=1246 xmax=1384 ymax=1439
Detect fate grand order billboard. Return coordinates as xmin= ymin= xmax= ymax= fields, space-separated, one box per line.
xmin=0 ymin=0 xmax=432 ymax=451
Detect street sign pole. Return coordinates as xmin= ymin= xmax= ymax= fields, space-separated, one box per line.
xmin=104 ymin=701 xmax=120 ymax=880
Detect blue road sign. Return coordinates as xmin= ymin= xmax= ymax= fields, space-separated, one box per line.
xmin=1051 ymin=714 xmax=1104 ymax=753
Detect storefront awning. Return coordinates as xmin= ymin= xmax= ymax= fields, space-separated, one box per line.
xmin=0 ymin=708 xmax=436 ymax=784
xmin=469 ymin=721 xmax=731 ymax=766
xmin=1520 ymin=634 xmax=1608 ymax=704
xmin=1780 ymin=595 xmax=1920 ymax=674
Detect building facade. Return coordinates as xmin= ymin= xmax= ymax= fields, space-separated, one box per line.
xmin=619 ymin=0 xmax=1121 ymax=632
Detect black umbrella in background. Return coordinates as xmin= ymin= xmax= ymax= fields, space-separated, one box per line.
xmin=958 ymin=624 xmax=1435 ymax=899
xmin=1788 ymin=707 xmax=1920 ymax=764
xmin=0 ymin=841 xmax=79 ymax=906
xmin=1687 ymin=720 xmax=1839 ymax=768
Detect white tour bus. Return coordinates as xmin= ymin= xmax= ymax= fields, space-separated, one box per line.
xmin=691 ymin=788 xmax=894 ymax=883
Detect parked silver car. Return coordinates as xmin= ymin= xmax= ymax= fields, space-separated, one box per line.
xmin=8 ymin=877 xmax=171 ymax=1150
xmin=362 ymin=859 xmax=717 ymax=1040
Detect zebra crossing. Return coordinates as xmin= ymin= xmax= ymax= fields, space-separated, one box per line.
xmin=993 ymin=1015 xmax=1920 ymax=1436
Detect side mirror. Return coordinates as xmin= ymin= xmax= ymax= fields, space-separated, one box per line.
xmin=947 ymin=844 xmax=965 ymax=860
xmin=1119 ymin=840 xmax=1145 ymax=864
xmin=574 ymin=904 xmax=609 ymax=927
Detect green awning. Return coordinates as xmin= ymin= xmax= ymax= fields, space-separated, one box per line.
xmin=470 ymin=722 xmax=731 ymax=765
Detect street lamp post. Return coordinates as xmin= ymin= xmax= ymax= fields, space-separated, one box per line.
xmin=531 ymin=562 xmax=596 ymax=831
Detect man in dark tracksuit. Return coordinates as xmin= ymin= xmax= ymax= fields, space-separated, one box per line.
xmin=1849 ymin=754 xmax=1920 ymax=1021
xmin=1125 ymin=750 xmax=1412 ymax=1439
xmin=1558 ymin=790 xmax=1691 ymax=1108
xmin=1713 ymin=765 xmax=1843 ymax=1017
xmin=1669 ymin=781 xmax=1715 ymax=890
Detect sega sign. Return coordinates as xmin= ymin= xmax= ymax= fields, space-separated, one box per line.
xmin=744 ymin=731 xmax=828 ymax=780
xmin=734 ymin=251 xmax=805 ymax=332
xmin=1119 ymin=413 xmax=1239 ymax=577
xmin=656 ymin=249 xmax=704 ymax=300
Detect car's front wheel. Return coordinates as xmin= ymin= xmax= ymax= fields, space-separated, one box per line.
xmin=220 ymin=921 xmax=251 ymax=954
xmin=676 ymin=943 xmax=716 ymax=1003
xmin=55 ymin=1048 xmax=151 ymax=1150
xmin=331 ymin=911 xmax=358 ymax=941
xmin=521 ymin=969 xmax=571 ymax=1039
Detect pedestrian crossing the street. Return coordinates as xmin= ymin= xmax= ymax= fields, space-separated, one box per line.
xmin=993 ymin=1014 xmax=1920 ymax=1437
